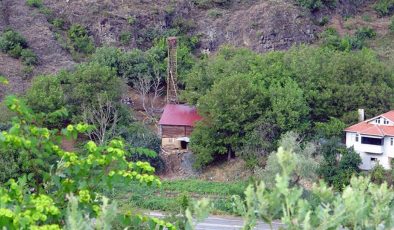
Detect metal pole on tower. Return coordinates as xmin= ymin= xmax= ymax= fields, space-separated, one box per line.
xmin=166 ymin=37 xmax=178 ymax=104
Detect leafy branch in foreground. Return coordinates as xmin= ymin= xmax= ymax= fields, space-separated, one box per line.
xmin=0 ymin=96 xmax=174 ymax=229
xmin=233 ymin=147 xmax=394 ymax=229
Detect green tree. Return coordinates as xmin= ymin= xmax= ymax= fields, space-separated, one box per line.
xmin=61 ymin=63 xmax=123 ymax=119
xmin=0 ymin=96 xmax=174 ymax=229
xmin=258 ymin=131 xmax=321 ymax=188
xmin=26 ymin=75 xmax=65 ymax=114
xmin=191 ymin=74 xmax=264 ymax=167
xmin=267 ymin=79 xmax=309 ymax=132
xmin=319 ymin=138 xmax=362 ymax=190
xmin=315 ymin=117 xmax=346 ymax=138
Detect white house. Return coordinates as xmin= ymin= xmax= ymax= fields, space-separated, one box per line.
xmin=345 ymin=110 xmax=394 ymax=170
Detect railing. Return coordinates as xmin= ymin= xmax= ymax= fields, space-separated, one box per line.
xmin=355 ymin=144 xmax=384 ymax=154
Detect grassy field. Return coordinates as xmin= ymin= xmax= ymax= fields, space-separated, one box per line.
xmin=104 ymin=179 xmax=249 ymax=215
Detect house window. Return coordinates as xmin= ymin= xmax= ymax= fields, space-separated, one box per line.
xmin=355 ymin=134 xmax=359 ymax=142
xmin=371 ymin=157 xmax=377 ymax=162
xmin=384 ymin=119 xmax=389 ymax=125
xmin=376 ymin=119 xmax=381 ymax=124
xmin=391 ymin=138 xmax=393 ymax=146
xmin=361 ymin=137 xmax=383 ymax=145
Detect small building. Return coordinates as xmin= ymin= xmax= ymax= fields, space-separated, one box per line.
xmin=345 ymin=110 xmax=394 ymax=170
xmin=158 ymin=104 xmax=202 ymax=150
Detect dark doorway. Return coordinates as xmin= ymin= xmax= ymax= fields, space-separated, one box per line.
xmin=180 ymin=141 xmax=188 ymax=150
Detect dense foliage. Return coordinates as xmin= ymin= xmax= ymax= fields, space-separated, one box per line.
xmin=234 ymin=147 xmax=394 ymax=229
xmin=0 ymin=96 xmax=176 ymax=229
xmin=318 ymin=138 xmax=362 ymax=190
xmin=374 ymin=0 xmax=394 ymax=16
xmin=91 ymin=37 xmax=195 ymax=86
xmin=67 ymin=24 xmax=95 ymax=54
xmin=258 ymin=132 xmax=321 ymax=188
xmin=0 ymin=29 xmax=37 ymax=65
xmin=26 ymin=63 xmax=122 ymax=121
xmin=184 ymin=45 xmax=393 ymax=167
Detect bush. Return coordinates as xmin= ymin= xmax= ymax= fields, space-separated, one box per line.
xmin=315 ymin=117 xmax=346 ymax=138
xmin=68 ymin=24 xmax=95 ymax=54
xmin=26 ymin=0 xmax=43 ymax=8
xmin=319 ymin=139 xmax=362 ymax=190
xmin=119 ymin=31 xmax=132 ymax=45
xmin=390 ymin=17 xmax=394 ymax=32
xmin=117 ymin=122 xmax=164 ymax=172
xmin=296 ymin=0 xmax=323 ymax=11
xmin=320 ymin=27 xmax=375 ymax=51
xmin=26 ymin=75 xmax=65 ymax=114
xmin=7 ymin=44 xmax=23 ymax=58
xmin=51 ymin=18 xmax=65 ymax=30
xmin=20 ymin=48 xmax=38 ymax=65
xmin=374 ymin=0 xmax=394 ymax=16
xmin=91 ymin=46 xmax=124 ymax=75
xmin=192 ymin=0 xmax=232 ymax=9
xmin=62 ymin=62 xmax=123 ymax=118
xmin=355 ymin=27 xmax=376 ymax=40
xmin=0 ymin=29 xmax=27 ymax=56
xmin=370 ymin=163 xmax=385 ymax=184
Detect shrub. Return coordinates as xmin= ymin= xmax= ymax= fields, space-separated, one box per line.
xmin=127 ymin=16 xmax=136 ymax=25
xmin=315 ymin=117 xmax=346 ymax=138
xmin=296 ymin=0 xmax=323 ymax=11
xmin=22 ymin=65 xmax=34 ymax=79
xmin=26 ymin=75 xmax=66 ymax=114
xmin=355 ymin=27 xmax=376 ymax=40
xmin=374 ymin=0 xmax=394 ymax=16
xmin=51 ymin=18 xmax=65 ymax=30
xmin=390 ymin=17 xmax=394 ymax=32
xmin=317 ymin=16 xmax=329 ymax=26
xmin=192 ymin=0 xmax=232 ymax=9
xmin=207 ymin=9 xmax=222 ymax=18
xmin=62 ymin=62 xmax=122 ymax=118
xmin=319 ymin=140 xmax=362 ymax=190
xmin=370 ymin=163 xmax=385 ymax=184
xmin=0 ymin=29 xmax=27 ymax=55
xmin=7 ymin=44 xmax=23 ymax=58
xmin=320 ymin=27 xmax=375 ymax=51
xmin=119 ymin=31 xmax=132 ymax=45
xmin=20 ymin=48 xmax=38 ymax=65
xmin=234 ymin=148 xmax=394 ymax=229
xmin=68 ymin=24 xmax=95 ymax=54
xmin=26 ymin=0 xmax=43 ymax=8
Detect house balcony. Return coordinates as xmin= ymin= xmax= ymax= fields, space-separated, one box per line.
xmin=356 ymin=144 xmax=384 ymax=154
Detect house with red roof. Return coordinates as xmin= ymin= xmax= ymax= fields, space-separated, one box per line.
xmin=158 ymin=104 xmax=202 ymax=150
xmin=345 ymin=110 xmax=394 ymax=170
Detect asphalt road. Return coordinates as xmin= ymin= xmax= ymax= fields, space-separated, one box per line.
xmin=149 ymin=212 xmax=284 ymax=230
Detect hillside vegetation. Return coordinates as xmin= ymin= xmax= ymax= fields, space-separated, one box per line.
xmin=1 ymin=0 xmax=394 ymax=229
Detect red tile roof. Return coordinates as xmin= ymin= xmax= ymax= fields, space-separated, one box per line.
xmin=345 ymin=110 xmax=394 ymax=137
xmin=159 ymin=104 xmax=202 ymax=127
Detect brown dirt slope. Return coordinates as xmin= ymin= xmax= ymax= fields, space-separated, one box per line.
xmin=0 ymin=0 xmax=74 ymax=97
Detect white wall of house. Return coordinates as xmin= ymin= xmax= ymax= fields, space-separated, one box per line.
xmin=369 ymin=117 xmax=394 ymax=126
xmin=346 ymin=132 xmax=394 ymax=170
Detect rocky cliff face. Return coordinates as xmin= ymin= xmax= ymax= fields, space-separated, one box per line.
xmin=43 ymin=0 xmax=318 ymax=52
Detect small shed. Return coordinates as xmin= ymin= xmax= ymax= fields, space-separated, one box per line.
xmin=158 ymin=104 xmax=202 ymax=150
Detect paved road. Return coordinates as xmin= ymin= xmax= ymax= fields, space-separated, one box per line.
xmin=149 ymin=212 xmax=284 ymax=230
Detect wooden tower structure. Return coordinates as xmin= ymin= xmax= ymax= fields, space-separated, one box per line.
xmin=166 ymin=37 xmax=178 ymax=104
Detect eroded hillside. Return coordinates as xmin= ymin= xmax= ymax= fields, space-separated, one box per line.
xmin=0 ymin=0 xmax=392 ymax=97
